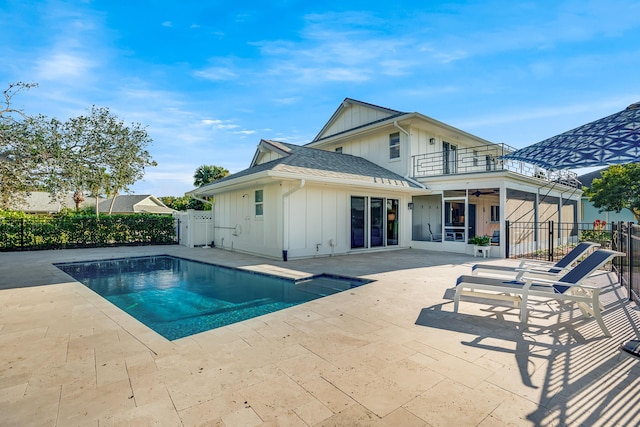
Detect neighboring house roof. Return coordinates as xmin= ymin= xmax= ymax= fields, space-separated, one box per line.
xmin=97 ymin=195 xmax=174 ymax=214
xmin=11 ymin=192 xmax=81 ymax=213
xmin=190 ymin=140 xmax=425 ymax=196
xmin=577 ymin=168 xmax=608 ymax=188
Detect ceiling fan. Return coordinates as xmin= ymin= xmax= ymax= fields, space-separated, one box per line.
xmin=471 ymin=189 xmax=498 ymax=197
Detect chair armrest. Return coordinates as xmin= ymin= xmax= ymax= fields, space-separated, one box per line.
xmin=518 ymin=260 xmax=554 ymax=268
xmin=522 ymin=276 xmax=597 ymax=291
xmin=515 ymin=266 xmax=564 ymax=274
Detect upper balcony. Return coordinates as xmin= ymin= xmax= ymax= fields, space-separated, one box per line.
xmin=411 ymin=143 xmax=580 ymax=188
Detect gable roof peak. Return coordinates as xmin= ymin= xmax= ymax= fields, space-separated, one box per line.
xmin=312 ymin=98 xmax=408 ymax=142
xmin=341 ymin=98 xmax=404 ymax=115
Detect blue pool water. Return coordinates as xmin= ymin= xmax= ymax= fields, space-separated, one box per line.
xmin=55 ymin=255 xmax=369 ymax=340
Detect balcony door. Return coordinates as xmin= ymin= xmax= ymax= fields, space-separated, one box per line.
xmin=443 ymin=142 xmax=457 ymax=174
xmin=444 ymin=198 xmax=466 ymax=242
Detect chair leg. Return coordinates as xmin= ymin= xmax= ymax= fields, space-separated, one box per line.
xmin=453 ymin=287 xmax=461 ymax=313
xmin=520 ymin=293 xmax=529 ymax=324
xmin=592 ymin=292 xmax=611 ymax=336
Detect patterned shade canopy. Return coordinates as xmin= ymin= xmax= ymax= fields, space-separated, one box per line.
xmin=501 ymin=102 xmax=640 ymax=170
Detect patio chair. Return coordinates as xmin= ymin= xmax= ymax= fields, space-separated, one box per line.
xmin=454 ymin=249 xmax=625 ymax=336
xmin=427 ymin=223 xmax=442 ymax=242
xmin=471 ymin=242 xmax=600 ymax=280
xmin=490 ymin=230 xmax=500 ymax=245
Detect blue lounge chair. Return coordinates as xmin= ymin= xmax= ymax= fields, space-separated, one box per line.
xmin=454 ymin=249 xmax=625 ymax=336
xmin=471 ymin=241 xmax=600 ymax=280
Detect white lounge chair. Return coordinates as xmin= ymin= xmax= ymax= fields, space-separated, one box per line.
xmin=454 ymin=249 xmax=625 ymax=336
xmin=471 ymin=241 xmax=600 ymax=280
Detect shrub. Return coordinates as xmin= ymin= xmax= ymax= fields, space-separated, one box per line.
xmin=469 ymin=235 xmax=491 ymax=246
xmin=0 ymin=210 xmax=177 ymax=251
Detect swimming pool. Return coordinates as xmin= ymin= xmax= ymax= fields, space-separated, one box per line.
xmin=55 ymin=255 xmax=370 ymax=340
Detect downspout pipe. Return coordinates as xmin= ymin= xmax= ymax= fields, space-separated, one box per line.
xmin=394 ymin=121 xmax=427 ymax=188
xmin=393 ymin=121 xmax=409 ymax=135
xmin=394 ymin=121 xmax=413 ymax=184
xmin=282 ymin=179 xmax=306 ymax=261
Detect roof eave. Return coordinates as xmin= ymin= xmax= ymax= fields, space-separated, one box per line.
xmin=188 ymin=169 xmax=428 ymax=197
xmin=308 ymin=113 xmax=414 ymax=148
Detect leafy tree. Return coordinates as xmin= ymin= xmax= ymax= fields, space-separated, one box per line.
xmin=0 ymin=82 xmax=60 ymax=208
xmin=60 ymin=106 xmax=156 ymax=216
xmin=193 ymin=164 xmax=229 ymax=187
xmin=584 ymin=164 xmax=640 ymax=222
xmin=0 ymin=84 xmax=157 ymax=215
xmin=159 ymin=195 xmax=208 ymax=211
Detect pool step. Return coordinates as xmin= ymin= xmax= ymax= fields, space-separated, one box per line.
xmin=295 ymin=278 xmax=355 ymax=296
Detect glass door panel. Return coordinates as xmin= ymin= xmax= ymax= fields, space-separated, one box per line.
xmin=444 ymin=199 xmax=466 ymax=242
xmin=351 ymin=196 xmax=367 ymax=249
xmin=443 ymin=142 xmax=458 ymax=174
xmin=370 ymin=198 xmax=384 ymax=247
xmin=387 ymin=199 xmax=398 ymax=245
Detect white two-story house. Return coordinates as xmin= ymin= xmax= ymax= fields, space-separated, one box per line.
xmin=187 ymin=98 xmax=581 ymax=260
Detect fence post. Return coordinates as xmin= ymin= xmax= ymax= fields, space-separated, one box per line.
xmin=505 ymin=220 xmax=510 ymax=258
xmin=629 ymin=221 xmax=634 ymax=302
xmin=547 ymin=221 xmax=554 ymax=261
xmin=20 ymin=217 xmax=25 ymax=249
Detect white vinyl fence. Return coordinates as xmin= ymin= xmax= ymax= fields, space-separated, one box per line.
xmin=173 ymin=210 xmax=213 ymax=248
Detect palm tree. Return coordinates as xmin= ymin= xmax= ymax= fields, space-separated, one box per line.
xmin=193 ymin=165 xmax=229 ymax=187
xmin=72 ymin=190 xmax=85 ymax=210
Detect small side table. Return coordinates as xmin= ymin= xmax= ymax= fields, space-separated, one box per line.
xmin=474 ymin=245 xmax=490 ymax=258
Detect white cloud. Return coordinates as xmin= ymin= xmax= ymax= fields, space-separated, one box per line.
xmin=193 ymin=66 xmax=238 ymax=81
xmin=35 ymin=52 xmax=95 ymax=82
xmin=201 ymin=119 xmax=240 ymax=130
xmin=201 ymin=119 xmax=222 ymax=125
xmin=162 ymin=21 xmax=172 ymax=27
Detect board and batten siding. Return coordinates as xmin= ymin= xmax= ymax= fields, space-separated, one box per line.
xmin=211 ymin=180 xmax=410 ymax=260
xmin=326 ymin=131 xmax=409 ymax=178
xmin=211 ymin=183 xmax=282 ymax=259
xmin=320 ymin=103 xmax=395 ymax=139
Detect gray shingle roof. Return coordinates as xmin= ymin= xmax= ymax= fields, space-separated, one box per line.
xmin=577 ymin=168 xmax=608 ymax=188
xmin=11 ymin=192 xmax=78 ymax=213
xmin=96 ymin=195 xmax=173 ymax=214
xmin=199 ymin=141 xmax=422 ymax=191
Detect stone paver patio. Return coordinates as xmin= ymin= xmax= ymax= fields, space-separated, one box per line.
xmin=1 ymin=246 xmax=639 ymax=426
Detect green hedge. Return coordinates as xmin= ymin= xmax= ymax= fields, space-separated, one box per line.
xmin=0 ymin=211 xmax=177 ymax=251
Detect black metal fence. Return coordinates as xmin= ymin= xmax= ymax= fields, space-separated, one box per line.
xmin=0 ymin=215 xmax=179 ymax=251
xmin=611 ymin=222 xmax=640 ymax=303
xmin=505 ymin=220 xmax=610 ymax=261
xmin=506 ymin=219 xmax=639 ymax=302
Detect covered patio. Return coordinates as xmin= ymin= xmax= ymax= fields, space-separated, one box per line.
xmin=1 ymin=246 xmax=639 ymax=426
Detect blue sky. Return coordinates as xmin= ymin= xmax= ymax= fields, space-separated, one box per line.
xmin=2 ymin=0 xmax=640 ymax=196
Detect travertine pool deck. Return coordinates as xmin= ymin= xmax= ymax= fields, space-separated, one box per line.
xmin=1 ymin=246 xmax=639 ymax=426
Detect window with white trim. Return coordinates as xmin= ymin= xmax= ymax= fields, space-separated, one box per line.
xmin=255 ymin=189 xmax=264 ymax=216
xmin=389 ymin=132 xmax=400 ymax=159
xmin=490 ymin=205 xmax=500 ymax=222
